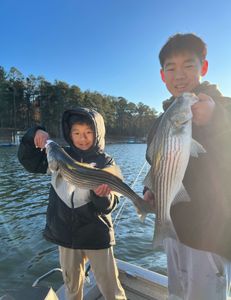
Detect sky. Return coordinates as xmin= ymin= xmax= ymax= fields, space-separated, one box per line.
xmin=1 ymin=0 xmax=231 ymax=113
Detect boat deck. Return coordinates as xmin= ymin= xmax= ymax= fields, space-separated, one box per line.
xmin=57 ymin=260 xmax=168 ymax=300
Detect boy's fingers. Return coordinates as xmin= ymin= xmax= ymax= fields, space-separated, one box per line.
xmin=34 ymin=130 xmax=49 ymax=149
xmin=34 ymin=138 xmax=44 ymax=149
xmin=94 ymin=184 xmax=111 ymax=196
xmin=34 ymin=137 xmax=48 ymax=149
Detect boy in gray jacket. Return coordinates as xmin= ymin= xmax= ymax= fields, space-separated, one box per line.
xmin=18 ymin=107 xmax=126 ymax=300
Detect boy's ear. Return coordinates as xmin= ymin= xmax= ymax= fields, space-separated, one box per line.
xmin=201 ymin=60 xmax=208 ymax=76
xmin=160 ymin=69 xmax=166 ymax=83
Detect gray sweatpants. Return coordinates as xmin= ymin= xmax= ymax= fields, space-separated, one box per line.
xmin=59 ymin=246 xmax=126 ymax=300
xmin=164 ymin=238 xmax=231 ymax=300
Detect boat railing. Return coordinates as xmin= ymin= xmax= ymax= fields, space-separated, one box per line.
xmin=32 ymin=268 xmax=62 ymax=287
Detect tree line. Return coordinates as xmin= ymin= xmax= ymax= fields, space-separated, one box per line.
xmin=0 ymin=66 xmax=158 ymax=139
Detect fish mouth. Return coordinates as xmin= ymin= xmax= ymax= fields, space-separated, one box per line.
xmin=180 ymin=118 xmax=191 ymax=125
xmin=171 ymin=113 xmax=191 ymax=127
xmin=173 ymin=119 xmax=190 ymax=128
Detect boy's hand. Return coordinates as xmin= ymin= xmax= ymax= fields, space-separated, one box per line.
xmin=34 ymin=129 xmax=49 ymax=150
xmin=143 ymin=189 xmax=156 ymax=212
xmin=94 ymin=184 xmax=111 ymax=197
xmin=191 ymin=93 xmax=215 ymax=126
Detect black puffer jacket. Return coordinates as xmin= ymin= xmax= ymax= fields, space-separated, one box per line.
xmin=146 ymin=82 xmax=231 ymax=260
xmin=18 ymin=107 xmax=118 ymax=249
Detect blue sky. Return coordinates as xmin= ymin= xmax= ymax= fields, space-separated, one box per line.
xmin=1 ymin=0 xmax=231 ymax=113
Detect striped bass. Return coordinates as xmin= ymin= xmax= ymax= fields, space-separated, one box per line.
xmin=45 ymin=140 xmax=153 ymax=220
xmin=143 ymin=93 xmax=206 ymax=248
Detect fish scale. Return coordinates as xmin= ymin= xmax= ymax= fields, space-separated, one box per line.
xmin=45 ymin=140 xmax=154 ymax=221
xmin=143 ymin=93 xmax=206 ymax=249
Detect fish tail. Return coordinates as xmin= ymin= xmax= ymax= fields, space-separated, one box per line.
xmin=152 ymin=221 xmax=176 ymax=250
xmin=132 ymin=194 xmax=154 ymax=222
xmin=133 ymin=197 xmax=151 ymax=222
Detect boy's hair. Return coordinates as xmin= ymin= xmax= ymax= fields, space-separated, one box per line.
xmin=159 ymin=33 xmax=207 ymax=68
xmin=68 ymin=114 xmax=94 ymax=130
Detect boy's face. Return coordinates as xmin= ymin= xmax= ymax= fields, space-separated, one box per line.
xmin=160 ymin=52 xmax=208 ymax=97
xmin=70 ymin=123 xmax=94 ymax=151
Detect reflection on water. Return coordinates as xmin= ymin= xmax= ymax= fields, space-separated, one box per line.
xmin=0 ymin=144 xmax=166 ymax=294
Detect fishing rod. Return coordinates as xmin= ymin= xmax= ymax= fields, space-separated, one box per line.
xmin=113 ymin=160 xmax=148 ymax=229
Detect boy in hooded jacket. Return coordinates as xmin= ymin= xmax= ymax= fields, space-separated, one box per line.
xmin=18 ymin=107 xmax=126 ymax=300
xmin=143 ymin=33 xmax=231 ymax=299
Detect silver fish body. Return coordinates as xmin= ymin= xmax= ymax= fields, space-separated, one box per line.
xmin=143 ymin=93 xmax=206 ymax=248
xmin=46 ymin=140 xmax=153 ymax=220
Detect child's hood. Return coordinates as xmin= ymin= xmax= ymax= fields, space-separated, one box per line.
xmin=62 ymin=107 xmax=105 ymax=153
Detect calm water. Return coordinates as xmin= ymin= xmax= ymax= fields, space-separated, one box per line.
xmin=0 ymin=144 xmax=166 ymax=295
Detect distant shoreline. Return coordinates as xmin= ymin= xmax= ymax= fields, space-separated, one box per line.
xmin=51 ymin=136 xmax=147 ymax=146
xmin=106 ymin=136 xmax=146 ymax=144
xmin=0 ymin=134 xmax=147 ymax=147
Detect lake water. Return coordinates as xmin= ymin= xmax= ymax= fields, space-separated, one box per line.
xmin=0 ymin=144 xmax=167 ymax=295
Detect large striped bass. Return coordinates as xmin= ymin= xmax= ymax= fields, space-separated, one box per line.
xmin=45 ymin=140 xmax=153 ymax=220
xmin=143 ymin=93 xmax=206 ymax=248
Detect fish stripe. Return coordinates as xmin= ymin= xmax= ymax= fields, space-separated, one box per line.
xmin=147 ymin=93 xmax=200 ymax=247
xmin=46 ymin=141 xmax=154 ymax=220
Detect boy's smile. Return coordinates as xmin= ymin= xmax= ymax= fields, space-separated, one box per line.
xmin=160 ymin=52 xmax=208 ymax=97
xmin=70 ymin=123 xmax=95 ymax=150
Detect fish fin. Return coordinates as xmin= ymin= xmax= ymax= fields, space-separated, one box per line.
xmin=190 ymin=139 xmax=206 ymax=157
xmin=152 ymin=221 xmax=177 ymax=250
xmin=103 ymin=165 xmax=123 ymax=180
xmin=172 ymin=185 xmax=191 ymax=204
xmin=55 ymin=173 xmax=63 ymax=189
xmin=143 ymin=168 xmax=153 ymax=190
xmin=47 ymin=168 xmax=52 ymax=175
xmin=133 ymin=194 xmax=155 ymax=221
xmin=111 ymin=191 xmax=122 ymax=198
xmin=146 ymin=139 xmax=155 ymax=164
xmin=48 ymin=159 xmax=59 ymax=173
